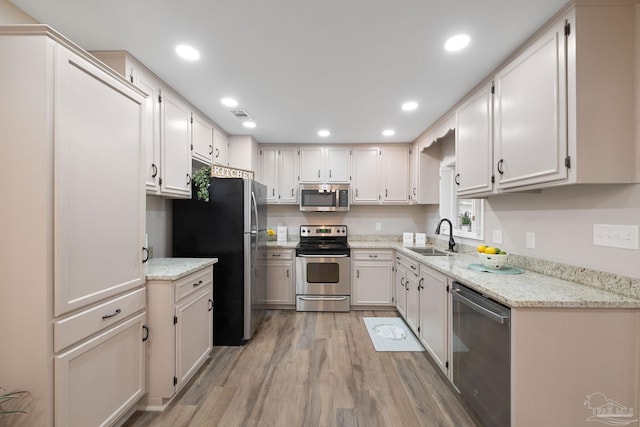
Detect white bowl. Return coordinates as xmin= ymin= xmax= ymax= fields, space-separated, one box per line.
xmin=478 ymin=252 xmax=508 ymax=269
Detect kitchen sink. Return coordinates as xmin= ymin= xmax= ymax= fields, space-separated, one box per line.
xmin=408 ymin=247 xmax=448 ymax=256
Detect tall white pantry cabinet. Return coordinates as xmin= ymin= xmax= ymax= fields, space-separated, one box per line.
xmin=0 ymin=26 xmax=147 ymax=427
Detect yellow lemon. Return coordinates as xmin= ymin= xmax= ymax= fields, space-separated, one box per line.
xmin=484 ymin=247 xmax=497 ymax=254
xmin=477 ymin=245 xmax=486 ymax=253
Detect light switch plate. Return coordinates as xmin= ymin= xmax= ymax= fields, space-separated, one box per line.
xmin=526 ymin=232 xmax=536 ymax=249
xmin=493 ymin=230 xmax=502 ymax=244
xmin=593 ymin=224 xmax=639 ymax=249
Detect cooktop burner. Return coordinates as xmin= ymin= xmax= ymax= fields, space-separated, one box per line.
xmin=296 ymin=225 xmax=350 ymax=256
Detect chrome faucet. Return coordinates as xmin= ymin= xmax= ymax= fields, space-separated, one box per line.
xmin=435 ymin=218 xmax=456 ymax=252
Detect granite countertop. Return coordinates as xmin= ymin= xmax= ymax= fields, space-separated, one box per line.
xmin=350 ymin=242 xmax=640 ymax=309
xmin=266 ymin=241 xmax=299 ymax=249
xmin=146 ymin=257 xmax=218 ymax=281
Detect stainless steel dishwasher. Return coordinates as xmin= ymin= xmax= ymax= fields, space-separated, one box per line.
xmin=451 ymin=281 xmax=511 ymax=427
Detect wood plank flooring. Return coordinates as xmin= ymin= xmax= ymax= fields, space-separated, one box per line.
xmin=123 ymin=310 xmax=480 ymax=427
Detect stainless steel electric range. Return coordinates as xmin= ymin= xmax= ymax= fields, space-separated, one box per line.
xmin=295 ymin=225 xmax=351 ymax=312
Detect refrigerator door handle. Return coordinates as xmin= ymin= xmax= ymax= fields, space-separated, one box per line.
xmin=250 ymin=191 xmax=258 ymax=269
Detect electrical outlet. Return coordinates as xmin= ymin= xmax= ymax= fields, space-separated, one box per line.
xmin=375 ymin=223 xmax=382 ymax=231
xmin=593 ymin=224 xmax=639 ymax=249
xmin=526 ymin=232 xmax=535 ymax=249
xmin=492 ymin=230 xmax=502 ymax=244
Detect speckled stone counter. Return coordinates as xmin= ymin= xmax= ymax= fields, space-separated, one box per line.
xmin=145 ymin=258 xmax=218 ymax=281
xmin=266 ymin=241 xmax=298 ymax=249
xmin=349 ymin=242 xmax=640 ymax=309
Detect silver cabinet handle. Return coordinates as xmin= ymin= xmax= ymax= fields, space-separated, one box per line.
xmin=452 ymin=290 xmax=508 ymax=324
xmin=299 ymin=296 xmax=348 ymax=302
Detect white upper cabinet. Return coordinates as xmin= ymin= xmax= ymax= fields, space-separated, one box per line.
xmin=259 ymin=145 xmax=300 ymax=204
xmin=351 ymin=145 xmax=410 ymax=204
xmin=191 ymin=113 xmax=214 ymax=165
xmin=213 ymin=128 xmax=229 ymax=166
xmin=54 ymin=47 xmax=146 ymax=316
xmin=351 ymin=146 xmax=380 ymax=203
xmin=325 ymin=146 xmax=351 ymax=183
xmin=493 ymin=19 xmax=567 ymax=190
xmin=299 ymin=146 xmax=351 ymax=183
xmin=160 ymin=91 xmax=192 ymax=198
xmin=456 ymin=84 xmax=494 ymax=196
xmin=442 ymin=3 xmax=637 ymax=196
xmin=381 ymin=146 xmax=409 ymax=203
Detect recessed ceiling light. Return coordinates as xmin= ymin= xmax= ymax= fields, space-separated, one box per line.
xmin=243 ymin=121 xmax=256 ymax=129
xmin=383 ymin=129 xmax=395 ymax=137
xmin=175 ymin=44 xmax=200 ymax=61
xmin=221 ymin=98 xmax=238 ymax=107
xmin=318 ymin=130 xmax=331 ymax=137
xmin=444 ymin=34 xmax=471 ymax=52
xmin=401 ymin=101 xmax=418 ymax=111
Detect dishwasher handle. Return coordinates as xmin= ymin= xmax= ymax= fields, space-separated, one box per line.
xmin=452 ymin=288 xmax=509 ymax=325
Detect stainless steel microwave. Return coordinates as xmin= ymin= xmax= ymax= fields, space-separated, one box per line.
xmin=299 ymin=184 xmax=350 ymax=212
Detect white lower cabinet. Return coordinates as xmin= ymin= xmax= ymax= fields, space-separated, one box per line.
xmin=395 ymin=253 xmax=420 ymax=325
xmin=144 ymin=266 xmax=214 ymax=410
xmin=351 ymin=250 xmax=394 ymax=307
xmin=265 ymin=249 xmax=295 ymax=306
xmin=418 ymin=265 xmax=448 ymax=374
xmin=54 ymin=312 xmax=147 ymax=427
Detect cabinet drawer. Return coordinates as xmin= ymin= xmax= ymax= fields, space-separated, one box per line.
xmin=54 ymin=287 xmax=146 ymax=352
xmin=267 ymin=249 xmax=294 ymax=260
xmin=175 ymin=266 xmax=213 ymax=302
xmin=352 ymin=249 xmax=394 ymax=261
xmin=396 ymin=254 xmax=420 ymax=275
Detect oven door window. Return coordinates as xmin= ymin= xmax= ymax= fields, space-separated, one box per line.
xmin=306 ymin=262 xmax=340 ymax=283
xmin=301 ymin=190 xmax=336 ymax=207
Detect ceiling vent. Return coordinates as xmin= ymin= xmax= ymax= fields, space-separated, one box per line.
xmin=230 ymin=109 xmax=252 ymax=120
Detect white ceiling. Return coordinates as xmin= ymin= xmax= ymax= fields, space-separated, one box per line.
xmin=10 ymin=0 xmax=568 ymax=144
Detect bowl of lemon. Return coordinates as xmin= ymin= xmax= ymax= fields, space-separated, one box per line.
xmin=477 ymin=245 xmax=509 ymax=269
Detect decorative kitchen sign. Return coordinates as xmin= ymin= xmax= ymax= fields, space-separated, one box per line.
xmin=211 ymin=165 xmax=254 ymax=180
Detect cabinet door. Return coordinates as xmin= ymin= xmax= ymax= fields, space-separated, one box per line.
xmin=409 ymin=145 xmax=418 ymax=203
xmin=192 ymin=113 xmax=213 ymax=164
xmin=352 ymin=262 xmax=393 ymax=305
xmin=494 ymin=20 xmax=568 ymax=189
xmin=131 ymin=65 xmax=161 ymax=193
xmin=405 ymin=273 xmax=420 ymax=333
xmin=456 ymin=85 xmax=493 ymax=196
xmin=326 ymin=147 xmax=351 ymax=183
xmin=419 ymin=267 xmax=448 ymax=373
xmin=55 ymin=312 xmax=146 ymax=427
xmin=175 ymin=287 xmax=213 ymax=390
xmin=394 ymin=264 xmax=407 ymax=318
xmin=279 ymin=147 xmax=300 ymax=204
xmin=299 ymin=146 xmax=324 ymax=183
xmin=260 ymin=147 xmax=278 ymax=202
xmin=381 ymin=146 xmax=409 ymax=202
xmin=266 ymin=261 xmax=294 ymax=304
xmin=352 ymin=147 xmax=380 ymax=203
xmin=213 ymin=128 xmax=228 ymax=166
xmin=160 ymin=91 xmax=192 ymax=197
xmin=54 ymin=47 xmax=145 ymax=315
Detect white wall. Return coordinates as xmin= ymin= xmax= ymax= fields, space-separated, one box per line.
xmin=0 ymin=0 xmax=37 ymax=23
xmin=268 ymin=204 xmax=429 ymax=238
xmin=146 ymin=195 xmax=172 ymax=258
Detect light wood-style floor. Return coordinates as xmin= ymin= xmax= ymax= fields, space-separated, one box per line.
xmin=124 ymin=310 xmax=480 ymax=427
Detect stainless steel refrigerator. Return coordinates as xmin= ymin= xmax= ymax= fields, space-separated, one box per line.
xmin=172 ymin=178 xmax=267 ymax=345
